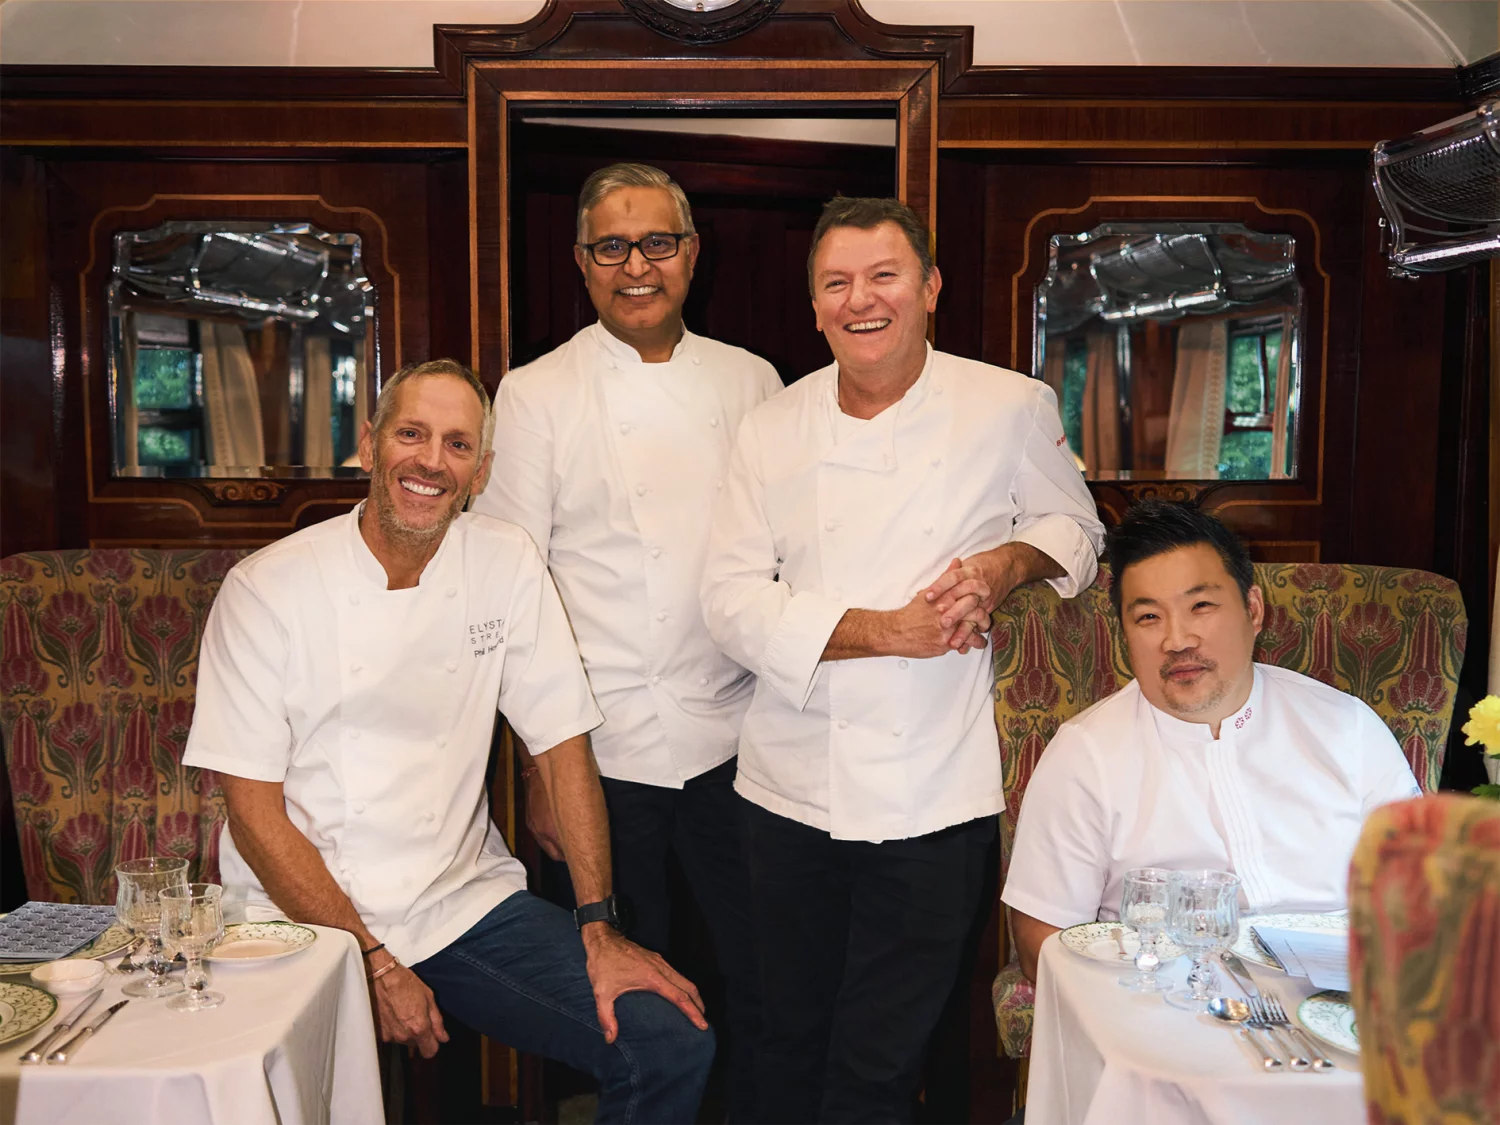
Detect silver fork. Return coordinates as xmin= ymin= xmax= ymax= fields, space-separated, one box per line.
xmin=1263 ymin=991 xmax=1335 ymax=1070
xmin=1248 ymin=998 xmax=1310 ymax=1070
xmin=113 ymin=938 xmax=146 ymax=973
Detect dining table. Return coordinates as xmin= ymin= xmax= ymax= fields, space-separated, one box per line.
xmin=0 ymin=924 xmax=383 ymax=1125
xmin=1027 ymin=924 xmax=1365 ymax=1125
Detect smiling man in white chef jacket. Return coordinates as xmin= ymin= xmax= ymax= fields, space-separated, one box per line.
xmin=1002 ymin=500 xmax=1421 ymax=984
xmin=183 ymin=359 xmax=714 ymax=1125
xmin=472 ymin=163 xmax=781 ymax=1122
xmin=701 ymin=196 xmax=1105 ymax=1124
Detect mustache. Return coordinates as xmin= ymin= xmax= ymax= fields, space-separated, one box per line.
xmin=1160 ymin=655 xmax=1217 ymax=679
xmin=382 ymin=460 xmax=455 ymax=492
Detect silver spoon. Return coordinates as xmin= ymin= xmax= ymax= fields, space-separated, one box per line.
xmin=1209 ymin=996 xmax=1283 ymax=1071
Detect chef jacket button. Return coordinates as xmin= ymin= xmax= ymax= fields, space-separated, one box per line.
xmin=424 ymin=811 xmax=436 ymax=823
xmin=934 ymin=385 xmax=944 ymax=395
xmin=931 ymin=457 xmax=943 ymax=467
xmin=892 ymin=726 xmax=904 ymax=737
xmin=445 ymin=660 xmax=458 ymax=673
xmin=651 ymin=675 xmax=662 ymax=685
xmin=837 ymin=719 xmax=849 ymax=730
xmin=651 ymin=547 xmax=662 ymax=559
xmin=436 ymin=736 xmax=447 ymax=748
xmin=353 ymin=802 xmax=366 ymax=814
xmin=656 ymin=611 xmax=668 ymax=622
xmin=445 ymin=587 xmax=457 ymax=598
xmin=716 ymin=480 xmax=723 ymax=490
xmin=923 ymin=525 xmax=934 ymax=535
xmin=899 ymin=659 xmax=909 ymax=670
xmin=709 ymin=417 xmax=719 ymax=427
xmin=693 ymin=357 xmax=702 ymax=366
xmin=350 ymin=663 xmax=362 ymax=673
xmin=348 ymin=730 xmax=361 ymax=741
xmin=348 ymin=593 xmax=359 ymax=606
xmin=825 ymin=520 xmax=837 ymax=531
xmin=698 ymin=676 xmax=709 ymax=687
xmin=619 ymin=423 xmax=631 ymax=434
xmin=636 ymin=484 xmax=648 ymax=497
xmin=608 ymin=361 xmax=618 ymax=371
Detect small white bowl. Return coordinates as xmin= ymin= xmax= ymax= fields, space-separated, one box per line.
xmin=30 ymin=958 xmax=106 ymax=995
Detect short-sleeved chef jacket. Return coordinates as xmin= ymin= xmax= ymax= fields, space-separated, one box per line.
xmin=183 ymin=507 xmax=603 ymax=965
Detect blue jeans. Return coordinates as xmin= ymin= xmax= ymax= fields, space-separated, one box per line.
xmin=412 ymin=890 xmax=715 ymax=1125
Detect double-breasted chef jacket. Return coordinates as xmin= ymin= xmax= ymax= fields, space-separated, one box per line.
xmin=475 ymin=322 xmax=783 ymax=788
xmin=183 ymin=507 xmax=603 ymax=965
xmin=1001 ymin=664 xmax=1423 ymax=928
xmin=701 ymin=345 xmax=1105 ymax=843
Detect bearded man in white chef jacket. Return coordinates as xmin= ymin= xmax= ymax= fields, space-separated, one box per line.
xmin=472 ymin=163 xmax=781 ymax=1122
xmin=184 ymin=359 xmax=714 ymax=1125
xmin=701 ymin=196 xmax=1105 ymax=1124
xmin=1002 ymin=500 xmax=1422 ymax=984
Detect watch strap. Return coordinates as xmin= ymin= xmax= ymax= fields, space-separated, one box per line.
xmin=573 ymin=895 xmax=620 ymax=930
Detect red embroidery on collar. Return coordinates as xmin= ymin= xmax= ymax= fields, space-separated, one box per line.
xmin=1234 ymin=706 xmax=1253 ymax=730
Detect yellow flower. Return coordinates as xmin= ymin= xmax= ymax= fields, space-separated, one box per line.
xmin=1461 ymin=695 xmax=1500 ymax=756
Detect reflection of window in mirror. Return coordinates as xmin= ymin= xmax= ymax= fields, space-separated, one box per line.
xmin=109 ymin=222 xmax=376 ymax=479
xmin=1035 ymin=223 xmax=1302 ymax=482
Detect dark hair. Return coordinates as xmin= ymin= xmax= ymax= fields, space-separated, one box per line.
xmin=1104 ymin=500 xmax=1254 ymax=617
xmin=806 ymin=196 xmax=933 ymax=292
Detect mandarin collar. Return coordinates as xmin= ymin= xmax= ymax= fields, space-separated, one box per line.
xmin=346 ymin=502 xmax=458 ymax=591
xmin=1147 ymin=665 xmax=1262 ymax=745
xmin=589 ymin=320 xmax=694 ymax=367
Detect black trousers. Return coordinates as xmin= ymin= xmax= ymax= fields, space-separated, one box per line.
xmin=743 ymin=800 xmax=996 ymax=1125
xmin=599 ymin=756 xmax=762 ymax=1123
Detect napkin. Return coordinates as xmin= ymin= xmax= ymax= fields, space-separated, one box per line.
xmin=0 ymin=902 xmax=118 ymax=962
xmin=1250 ymin=924 xmax=1350 ymax=991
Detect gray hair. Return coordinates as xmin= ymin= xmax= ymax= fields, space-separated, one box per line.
xmin=807 ymin=196 xmax=934 ymax=293
xmin=576 ymin=163 xmax=696 ymax=243
xmin=371 ymin=358 xmax=494 ymax=457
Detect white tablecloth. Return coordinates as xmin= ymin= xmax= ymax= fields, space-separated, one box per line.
xmin=0 ymin=925 xmax=382 ymax=1125
xmin=1028 ymin=932 xmax=1364 ymax=1125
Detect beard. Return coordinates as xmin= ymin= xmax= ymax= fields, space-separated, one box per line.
xmin=368 ymin=447 xmax=470 ymax=548
xmin=1157 ymin=655 xmax=1227 ymax=716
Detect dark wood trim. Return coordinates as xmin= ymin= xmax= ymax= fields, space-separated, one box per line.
xmin=0 ymin=65 xmax=462 ymax=101
xmin=1459 ymin=50 xmax=1500 ymax=105
xmin=946 ymin=64 xmax=1463 ymax=102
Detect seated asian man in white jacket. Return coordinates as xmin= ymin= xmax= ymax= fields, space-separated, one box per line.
xmin=1001 ymin=500 xmax=1422 ymax=983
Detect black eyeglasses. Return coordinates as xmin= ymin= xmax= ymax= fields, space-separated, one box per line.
xmin=578 ymin=232 xmax=690 ymax=267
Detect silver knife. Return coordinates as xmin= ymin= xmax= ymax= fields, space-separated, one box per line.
xmin=45 ymin=999 xmax=128 ymax=1064
xmin=19 ymin=989 xmax=103 ymax=1065
xmin=1220 ymin=952 xmax=1323 ymax=1070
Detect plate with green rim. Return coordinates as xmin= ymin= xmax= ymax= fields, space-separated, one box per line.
xmin=208 ymin=921 xmax=317 ymax=965
xmin=0 ymin=980 xmax=58 ymax=1047
xmin=0 ymin=923 xmax=136 ymax=977
xmin=1298 ymin=990 xmax=1358 ymax=1055
xmin=1231 ymin=912 xmax=1348 ymax=970
xmin=1058 ymin=921 xmax=1184 ymax=964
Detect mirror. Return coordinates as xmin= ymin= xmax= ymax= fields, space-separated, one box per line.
xmin=108 ymin=221 xmax=377 ymax=478
xmin=1034 ymin=222 xmax=1303 ymax=481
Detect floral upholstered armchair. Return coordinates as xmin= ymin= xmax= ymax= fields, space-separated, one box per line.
xmin=991 ymin=563 xmax=1468 ymax=1060
xmin=0 ymin=549 xmax=253 ymax=904
xmin=1348 ymin=794 xmax=1500 ymax=1125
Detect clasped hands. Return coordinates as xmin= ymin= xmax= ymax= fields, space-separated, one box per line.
xmin=888 ymin=555 xmax=1005 ymax=660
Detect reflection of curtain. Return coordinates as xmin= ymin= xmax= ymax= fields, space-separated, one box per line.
xmin=1268 ymin=313 xmax=1294 ymax=479
xmin=1165 ymin=320 xmax=1227 ymax=478
xmin=121 ymin=310 xmax=139 ymax=472
xmin=303 ymin=335 xmax=334 ymax=468
xmin=1042 ymin=341 xmax=1066 ymax=402
xmin=1081 ymin=330 xmax=1121 ymax=472
xmin=198 ymin=320 xmax=265 ymax=470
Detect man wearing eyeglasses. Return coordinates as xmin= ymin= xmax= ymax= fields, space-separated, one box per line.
xmin=473 ymin=162 xmax=781 ymax=1122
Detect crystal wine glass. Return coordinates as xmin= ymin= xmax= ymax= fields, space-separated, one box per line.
xmin=1164 ymin=869 xmax=1241 ymax=1012
xmin=1117 ymin=867 xmax=1173 ymax=992
xmin=115 ymin=857 xmax=189 ymax=999
xmin=158 ymin=883 xmax=225 ymax=1012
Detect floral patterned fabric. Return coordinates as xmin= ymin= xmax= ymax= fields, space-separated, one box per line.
xmin=992 ymin=562 xmax=1467 ymax=1059
xmin=1 ymin=549 xmax=251 ymax=904
xmin=1349 ymin=794 xmax=1500 ymax=1125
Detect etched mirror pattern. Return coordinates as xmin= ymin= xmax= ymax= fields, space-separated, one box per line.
xmin=1034 ymin=223 xmax=1303 ymax=482
xmin=109 ymin=222 xmax=376 ymax=478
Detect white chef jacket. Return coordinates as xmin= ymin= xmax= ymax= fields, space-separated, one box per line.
xmin=1000 ymin=663 xmax=1423 ymax=928
xmin=183 ymin=507 xmax=603 ymax=965
xmin=701 ymin=346 xmax=1104 ymax=842
xmin=474 ymin=322 xmax=782 ymax=788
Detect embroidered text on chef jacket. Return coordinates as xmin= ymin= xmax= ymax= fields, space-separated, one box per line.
xmin=475 ymin=322 xmax=782 ymax=788
xmin=1001 ymin=663 xmax=1423 ymax=928
xmin=701 ymin=346 xmax=1104 ymax=842
xmin=183 ymin=507 xmax=603 ymax=965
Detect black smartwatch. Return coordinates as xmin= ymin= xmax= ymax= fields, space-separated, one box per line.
xmin=573 ymin=894 xmax=622 ymax=931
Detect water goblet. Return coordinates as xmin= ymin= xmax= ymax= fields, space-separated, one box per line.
xmin=115 ymin=857 xmax=189 ymax=999
xmin=158 ymin=883 xmax=226 ymax=1012
xmin=1117 ymin=867 xmax=1173 ymax=992
xmin=1164 ymin=869 xmax=1241 ymax=1012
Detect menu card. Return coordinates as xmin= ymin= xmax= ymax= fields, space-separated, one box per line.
xmin=0 ymin=902 xmax=118 ymax=962
xmin=1250 ymin=924 xmax=1350 ymax=991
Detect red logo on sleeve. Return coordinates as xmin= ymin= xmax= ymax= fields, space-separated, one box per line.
xmin=1055 ymin=435 xmax=1067 ymax=447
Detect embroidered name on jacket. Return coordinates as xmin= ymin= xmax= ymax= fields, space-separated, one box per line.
xmin=469 ymin=618 xmax=505 ymax=656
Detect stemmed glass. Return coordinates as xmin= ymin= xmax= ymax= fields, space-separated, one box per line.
xmin=115 ymin=857 xmax=189 ymax=999
xmin=158 ymin=883 xmax=226 ymax=1012
xmin=1164 ymin=869 xmax=1241 ymax=1012
xmin=1117 ymin=867 xmax=1173 ymax=992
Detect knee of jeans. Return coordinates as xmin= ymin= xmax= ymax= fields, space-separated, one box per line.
xmin=616 ymin=994 xmax=716 ymax=1083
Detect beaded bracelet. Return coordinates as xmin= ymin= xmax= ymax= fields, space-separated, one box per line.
xmin=369 ymin=957 xmax=402 ymax=983
xmin=360 ymin=941 xmax=386 ymax=959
